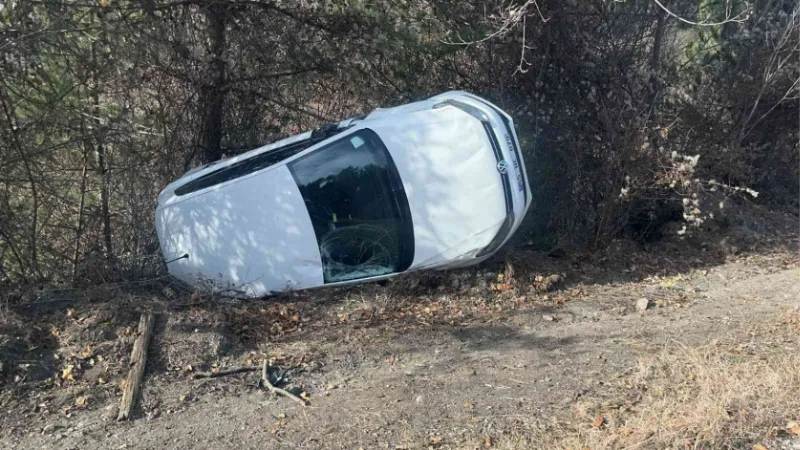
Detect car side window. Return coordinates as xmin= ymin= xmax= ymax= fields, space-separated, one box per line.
xmin=175 ymin=142 xmax=309 ymax=196
xmin=289 ymin=129 xmax=413 ymax=283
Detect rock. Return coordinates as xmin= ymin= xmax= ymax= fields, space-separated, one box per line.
xmin=542 ymin=314 xmax=556 ymax=322
xmin=635 ymin=298 xmax=650 ymax=314
xmin=415 ymin=395 xmax=425 ymax=404
xmin=42 ymin=423 xmax=56 ymax=434
xmin=102 ymin=404 xmax=117 ymax=422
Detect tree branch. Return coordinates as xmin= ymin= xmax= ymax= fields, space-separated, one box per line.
xmin=261 ymin=359 xmax=307 ymax=406
xmin=651 ymin=0 xmax=750 ymax=27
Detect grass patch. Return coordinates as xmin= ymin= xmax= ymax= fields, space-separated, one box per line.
xmin=498 ymin=309 xmax=800 ymax=449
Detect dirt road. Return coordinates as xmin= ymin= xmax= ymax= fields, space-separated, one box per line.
xmin=2 ymin=243 xmax=799 ymax=449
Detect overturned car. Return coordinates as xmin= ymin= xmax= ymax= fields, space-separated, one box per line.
xmin=156 ymin=91 xmax=531 ymax=297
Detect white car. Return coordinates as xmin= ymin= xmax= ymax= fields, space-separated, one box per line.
xmin=156 ymin=91 xmax=531 ymax=297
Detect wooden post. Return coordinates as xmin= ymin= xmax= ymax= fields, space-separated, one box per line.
xmin=117 ymin=312 xmax=155 ymax=421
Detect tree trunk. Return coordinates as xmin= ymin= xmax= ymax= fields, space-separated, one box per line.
xmin=72 ymin=146 xmax=89 ymax=283
xmin=650 ymin=9 xmax=668 ymax=72
xmin=90 ymin=14 xmax=114 ymax=263
xmin=200 ymin=1 xmax=227 ymax=163
xmin=648 ymin=8 xmax=669 ymax=122
xmin=95 ymin=137 xmax=114 ymax=262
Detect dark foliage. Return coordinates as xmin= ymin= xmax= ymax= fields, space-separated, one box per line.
xmin=0 ymin=0 xmax=796 ymax=285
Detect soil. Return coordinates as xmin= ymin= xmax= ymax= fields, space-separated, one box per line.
xmin=1 ymin=212 xmax=798 ymax=450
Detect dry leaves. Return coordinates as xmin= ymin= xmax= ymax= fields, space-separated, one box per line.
xmin=787 ymin=421 xmax=800 ymax=436
xmin=428 ymin=436 xmax=443 ymax=447
xmin=752 ymin=444 xmax=768 ymax=450
xmin=592 ymin=415 xmax=605 ymax=428
xmin=490 ymin=273 xmax=514 ymax=293
xmin=533 ymin=273 xmax=564 ymax=292
xmin=60 ymin=365 xmax=76 ymax=382
xmin=270 ymin=411 xmax=287 ymax=435
xmin=79 ymin=346 xmax=93 ymax=359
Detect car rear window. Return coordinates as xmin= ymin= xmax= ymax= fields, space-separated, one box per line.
xmin=288 ymin=129 xmax=413 ymax=283
xmin=174 ymin=141 xmax=310 ymax=196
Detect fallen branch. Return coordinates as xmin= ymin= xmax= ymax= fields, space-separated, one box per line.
xmin=192 ymin=366 xmax=260 ymax=379
xmin=261 ymin=359 xmax=307 ymax=406
xmin=117 ymin=311 xmax=155 ymax=421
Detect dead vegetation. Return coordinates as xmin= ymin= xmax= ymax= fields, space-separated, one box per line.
xmin=498 ymin=308 xmax=800 ymax=450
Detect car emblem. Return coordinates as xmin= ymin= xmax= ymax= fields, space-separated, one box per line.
xmin=496 ymin=160 xmax=509 ymax=174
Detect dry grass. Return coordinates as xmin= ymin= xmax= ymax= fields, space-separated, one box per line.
xmin=506 ymin=336 xmax=800 ymax=450
xmin=620 ymin=344 xmax=799 ymax=448
xmin=497 ymin=309 xmax=800 ymax=450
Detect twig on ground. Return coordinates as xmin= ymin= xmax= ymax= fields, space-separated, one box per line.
xmin=192 ymin=366 xmax=259 ymax=379
xmin=261 ymin=359 xmax=307 ymax=406
xmin=189 ymin=358 xmax=307 ymax=406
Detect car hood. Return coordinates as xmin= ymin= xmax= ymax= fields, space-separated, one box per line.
xmin=369 ymin=107 xmax=508 ymax=268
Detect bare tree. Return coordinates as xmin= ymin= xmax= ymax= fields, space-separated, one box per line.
xmin=736 ymin=2 xmax=800 ymax=145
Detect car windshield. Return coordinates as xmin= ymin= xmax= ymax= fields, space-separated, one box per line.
xmin=288 ymin=129 xmax=413 ymax=283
